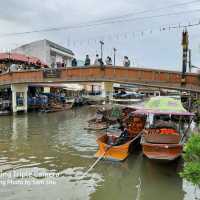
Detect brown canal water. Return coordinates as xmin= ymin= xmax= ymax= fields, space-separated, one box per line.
xmin=0 ymin=106 xmax=199 ymax=200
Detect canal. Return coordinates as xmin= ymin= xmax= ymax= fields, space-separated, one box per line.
xmin=0 ymin=106 xmax=198 ymax=200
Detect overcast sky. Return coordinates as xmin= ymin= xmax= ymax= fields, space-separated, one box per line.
xmin=0 ymin=0 xmax=200 ymax=71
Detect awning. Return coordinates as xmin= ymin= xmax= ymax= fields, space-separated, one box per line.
xmin=29 ymin=83 xmax=83 ymax=91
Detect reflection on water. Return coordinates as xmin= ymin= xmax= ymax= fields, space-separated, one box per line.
xmin=91 ymin=154 xmax=185 ymax=200
xmin=0 ymin=106 xmax=197 ymax=200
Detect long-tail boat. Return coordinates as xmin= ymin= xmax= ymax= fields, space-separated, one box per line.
xmin=85 ymin=122 xmax=108 ymax=130
xmin=40 ymin=101 xmax=73 ymax=113
xmin=134 ymin=97 xmax=194 ymax=161
xmin=86 ymin=105 xmax=121 ymax=130
xmin=95 ymin=114 xmax=146 ymax=161
xmin=87 ymin=105 xmax=137 ymax=131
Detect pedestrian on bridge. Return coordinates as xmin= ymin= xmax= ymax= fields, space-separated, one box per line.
xmin=72 ymin=58 xmax=77 ymax=67
xmin=123 ymin=56 xmax=130 ymax=67
xmin=84 ymin=55 xmax=91 ymax=66
xmin=105 ymin=56 xmax=112 ymax=65
xmin=94 ymin=54 xmax=101 ymax=66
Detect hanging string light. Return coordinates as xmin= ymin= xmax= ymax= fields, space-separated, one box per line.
xmin=67 ymin=19 xmax=200 ymax=48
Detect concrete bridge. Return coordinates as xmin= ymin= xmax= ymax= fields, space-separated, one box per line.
xmin=0 ymin=66 xmax=199 ymax=92
xmin=0 ymin=66 xmax=199 ymax=113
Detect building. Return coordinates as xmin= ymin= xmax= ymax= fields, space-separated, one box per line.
xmin=13 ymin=39 xmax=74 ymax=68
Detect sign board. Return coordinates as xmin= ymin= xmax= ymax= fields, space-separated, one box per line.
xmin=43 ymin=69 xmax=61 ymax=78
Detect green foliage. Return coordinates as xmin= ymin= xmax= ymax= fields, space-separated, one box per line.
xmin=180 ymin=162 xmax=200 ymax=186
xmin=183 ymin=134 xmax=200 ymax=162
xmin=195 ymin=99 xmax=200 ymax=106
xmin=181 ymin=134 xmax=200 ymax=187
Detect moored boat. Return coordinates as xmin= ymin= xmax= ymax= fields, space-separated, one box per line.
xmin=95 ymin=115 xmax=146 ymax=161
xmin=87 ymin=105 xmax=123 ymax=130
xmin=40 ymin=101 xmax=74 ymax=113
xmin=134 ymin=97 xmax=194 ymax=161
xmin=95 ymin=134 xmax=139 ymax=161
xmin=141 ymin=128 xmax=185 ymax=161
xmin=85 ymin=122 xmax=108 ymax=130
xmin=0 ymin=110 xmax=11 ymax=116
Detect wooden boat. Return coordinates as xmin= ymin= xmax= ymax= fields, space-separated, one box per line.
xmin=0 ymin=110 xmax=11 ymax=116
xmin=95 ymin=115 xmax=145 ymax=161
xmin=88 ymin=105 xmax=137 ymax=125
xmin=63 ymin=102 xmax=74 ymax=110
xmin=84 ymin=96 xmax=104 ymax=105
xmin=134 ymin=97 xmax=194 ymax=161
xmin=87 ymin=106 xmax=120 ymax=126
xmin=141 ymin=128 xmax=185 ymax=161
xmin=85 ymin=122 xmax=108 ymax=130
xmin=40 ymin=102 xmax=73 ymax=113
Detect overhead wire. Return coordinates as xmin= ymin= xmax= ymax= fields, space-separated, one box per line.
xmin=88 ymin=0 xmax=200 ymax=23
xmin=1 ymin=2 xmax=200 ymax=37
xmin=65 ymin=19 xmax=200 ymax=50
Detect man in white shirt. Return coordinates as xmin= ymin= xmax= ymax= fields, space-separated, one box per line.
xmin=94 ymin=54 xmax=101 ymax=66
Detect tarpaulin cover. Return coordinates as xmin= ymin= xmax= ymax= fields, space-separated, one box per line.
xmin=134 ymin=97 xmax=194 ymax=116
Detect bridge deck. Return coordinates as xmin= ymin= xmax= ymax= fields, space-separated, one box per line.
xmin=0 ymin=66 xmax=199 ymax=92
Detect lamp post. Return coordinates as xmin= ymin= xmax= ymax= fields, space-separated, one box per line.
xmin=113 ymin=48 xmax=117 ymax=67
xmin=187 ymin=49 xmax=200 ymax=72
xmin=100 ymin=41 xmax=104 ymax=60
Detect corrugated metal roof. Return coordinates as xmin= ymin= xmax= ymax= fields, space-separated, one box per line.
xmin=0 ymin=52 xmax=48 ymax=67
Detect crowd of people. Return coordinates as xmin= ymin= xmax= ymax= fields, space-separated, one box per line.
xmin=0 ymin=54 xmax=132 ymax=74
xmin=71 ymin=54 xmax=131 ymax=67
xmin=0 ymin=61 xmax=45 ymax=74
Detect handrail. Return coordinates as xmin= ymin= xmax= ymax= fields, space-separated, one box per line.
xmin=0 ymin=66 xmax=199 ymax=92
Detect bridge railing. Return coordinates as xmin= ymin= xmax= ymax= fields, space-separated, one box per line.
xmin=60 ymin=66 xmax=197 ymax=85
xmin=0 ymin=66 xmax=199 ymax=91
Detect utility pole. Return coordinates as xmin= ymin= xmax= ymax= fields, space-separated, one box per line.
xmin=181 ymin=29 xmax=189 ymax=86
xmin=113 ymin=48 xmax=117 ymax=67
xmin=100 ymin=41 xmax=104 ymax=60
xmin=8 ymin=51 xmax=11 ymax=72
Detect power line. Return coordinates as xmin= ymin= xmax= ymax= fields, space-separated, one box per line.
xmin=90 ymin=9 xmax=200 ymax=27
xmin=89 ymin=0 xmax=200 ymax=23
xmin=67 ymin=20 xmax=200 ymax=48
xmin=1 ymin=9 xmax=200 ymax=37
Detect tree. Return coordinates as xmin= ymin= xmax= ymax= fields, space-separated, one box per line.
xmin=180 ymin=134 xmax=200 ymax=199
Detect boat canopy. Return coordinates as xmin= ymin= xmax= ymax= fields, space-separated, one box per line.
xmin=134 ymin=97 xmax=194 ymax=116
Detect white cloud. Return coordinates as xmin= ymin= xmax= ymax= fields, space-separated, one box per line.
xmin=0 ymin=0 xmax=200 ymax=70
